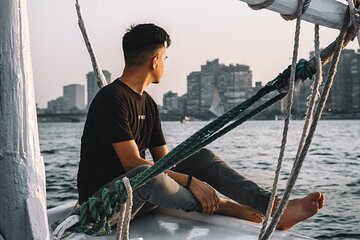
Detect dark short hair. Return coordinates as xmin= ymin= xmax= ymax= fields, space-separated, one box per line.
xmin=122 ymin=23 xmax=171 ymax=65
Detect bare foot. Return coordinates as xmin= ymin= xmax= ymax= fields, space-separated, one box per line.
xmin=276 ymin=192 xmax=325 ymax=230
xmin=215 ymin=198 xmax=264 ymax=223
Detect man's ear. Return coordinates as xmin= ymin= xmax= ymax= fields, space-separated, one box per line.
xmin=152 ymin=54 xmax=160 ymax=70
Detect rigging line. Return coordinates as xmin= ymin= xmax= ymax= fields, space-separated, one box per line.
xmin=261 ymin=8 xmax=350 ymax=239
xmin=259 ymin=0 xmax=307 ymax=239
xmin=296 ymin=24 xmax=322 ymax=160
xmin=75 ymin=0 xmax=107 ymax=88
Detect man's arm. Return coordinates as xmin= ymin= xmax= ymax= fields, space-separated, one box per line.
xmin=150 ymin=145 xmax=220 ymax=214
xmin=112 ymin=140 xmax=153 ymax=172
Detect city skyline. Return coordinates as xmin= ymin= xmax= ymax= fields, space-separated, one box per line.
xmin=28 ymin=0 xmax=358 ymax=108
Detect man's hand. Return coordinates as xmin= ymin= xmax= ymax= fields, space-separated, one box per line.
xmin=189 ymin=177 xmax=219 ymax=214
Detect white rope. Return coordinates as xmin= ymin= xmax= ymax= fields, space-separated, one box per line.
xmin=75 ymin=0 xmax=108 ymax=88
xmin=260 ymin=9 xmax=349 ymax=240
xmin=296 ymin=24 xmax=322 ymax=160
xmin=258 ymin=1 xmax=307 ymax=239
xmin=116 ymin=177 xmax=133 ymax=240
xmin=50 ymin=215 xmax=80 ymax=240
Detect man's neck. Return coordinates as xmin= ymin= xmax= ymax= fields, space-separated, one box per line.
xmin=120 ymin=66 xmax=152 ymax=95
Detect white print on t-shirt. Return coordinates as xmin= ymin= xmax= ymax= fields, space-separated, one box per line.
xmin=138 ymin=115 xmax=146 ymax=120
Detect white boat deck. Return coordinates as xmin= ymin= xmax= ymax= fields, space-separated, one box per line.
xmin=48 ymin=201 xmax=314 ymax=240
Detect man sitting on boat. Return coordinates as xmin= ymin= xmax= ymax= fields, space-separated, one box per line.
xmin=77 ymin=23 xmax=324 ymax=230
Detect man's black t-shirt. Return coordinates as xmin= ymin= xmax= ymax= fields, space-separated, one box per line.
xmin=77 ymin=79 xmax=166 ymax=203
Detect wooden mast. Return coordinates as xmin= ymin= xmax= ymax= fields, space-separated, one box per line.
xmin=0 ymin=0 xmax=49 ymax=239
xmin=239 ymin=0 xmax=348 ymax=29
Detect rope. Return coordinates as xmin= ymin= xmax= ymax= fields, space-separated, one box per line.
xmin=260 ymin=8 xmax=350 ymax=240
xmin=281 ymin=0 xmax=311 ymax=21
xmin=347 ymin=0 xmax=360 ymax=45
xmin=259 ymin=1 xmax=307 ymax=239
xmin=248 ymin=0 xmax=275 ymax=10
xmin=116 ymin=177 xmax=133 ymax=240
xmin=296 ymin=24 xmax=322 ymax=160
xmin=75 ymin=0 xmax=107 ymax=88
xmin=51 ymin=215 xmax=80 ymax=240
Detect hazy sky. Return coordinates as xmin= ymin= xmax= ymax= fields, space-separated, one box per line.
xmin=27 ymin=0 xmax=357 ymax=108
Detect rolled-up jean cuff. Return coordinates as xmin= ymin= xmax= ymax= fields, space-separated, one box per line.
xmin=255 ymin=193 xmax=272 ymax=215
xmin=184 ymin=199 xmax=203 ymax=213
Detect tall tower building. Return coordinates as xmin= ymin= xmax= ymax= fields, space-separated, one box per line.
xmin=63 ymin=84 xmax=85 ymax=111
xmin=221 ymin=64 xmax=252 ymax=111
xmin=199 ymin=59 xmax=222 ymax=113
xmin=187 ymin=71 xmax=201 ymax=115
xmin=86 ymin=70 xmax=111 ymax=107
xmin=322 ymin=49 xmax=360 ymax=115
xmin=186 ymin=59 xmax=252 ymax=117
xmin=163 ymin=91 xmax=179 ymax=112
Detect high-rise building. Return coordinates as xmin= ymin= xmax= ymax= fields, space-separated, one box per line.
xmin=163 ymin=91 xmax=178 ymax=112
xmin=186 ymin=59 xmax=252 ymax=117
xmin=307 ymin=49 xmax=360 ymax=117
xmin=187 ymin=71 xmax=201 ymax=115
xmin=87 ymin=70 xmax=111 ymax=107
xmin=63 ymin=84 xmax=85 ymax=111
xmin=221 ymin=64 xmax=252 ymax=111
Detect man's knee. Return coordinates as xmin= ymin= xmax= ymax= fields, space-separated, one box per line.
xmin=194 ymin=148 xmax=221 ymax=165
xmin=147 ymin=172 xmax=169 ymax=187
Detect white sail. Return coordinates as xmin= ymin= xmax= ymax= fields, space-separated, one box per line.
xmin=209 ymin=87 xmax=225 ymax=117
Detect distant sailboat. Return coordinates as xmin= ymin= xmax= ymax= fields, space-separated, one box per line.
xmin=209 ymin=87 xmax=225 ymax=117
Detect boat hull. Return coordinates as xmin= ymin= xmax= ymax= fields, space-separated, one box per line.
xmin=48 ymin=201 xmax=314 ymax=240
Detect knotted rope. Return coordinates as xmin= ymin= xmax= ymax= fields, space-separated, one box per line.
xmin=247 ymin=0 xmax=311 ymax=21
xmin=248 ymin=0 xmax=275 ymax=10
xmin=281 ymin=0 xmax=311 ymax=21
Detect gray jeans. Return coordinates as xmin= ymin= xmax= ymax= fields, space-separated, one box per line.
xmin=94 ymin=148 xmax=271 ymax=218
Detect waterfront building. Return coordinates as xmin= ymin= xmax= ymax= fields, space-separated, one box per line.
xmin=63 ymin=84 xmax=85 ymax=111
xmin=86 ymin=70 xmax=111 ymax=107
xmin=199 ymin=59 xmax=222 ymax=113
xmin=221 ymin=64 xmax=252 ymax=111
xmin=47 ymin=97 xmax=68 ymax=114
xmin=187 ymin=71 xmax=201 ymax=115
xmin=186 ymin=59 xmax=252 ymax=117
xmin=162 ymin=91 xmax=179 ymax=113
xmin=177 ymin=94 xmax=187 ymax=115
xmin=323 ymin=49 xmax=360 ymax=116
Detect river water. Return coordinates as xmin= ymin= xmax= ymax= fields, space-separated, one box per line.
xmin=39 ymin=120 xmax=360 ymax=239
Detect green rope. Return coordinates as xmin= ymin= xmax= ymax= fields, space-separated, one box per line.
xmin=70 ymin=59 xmax=315 ymax=235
